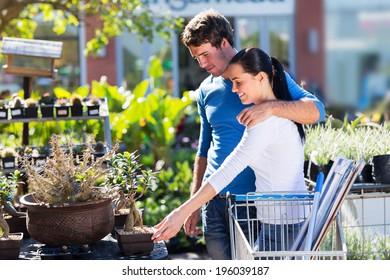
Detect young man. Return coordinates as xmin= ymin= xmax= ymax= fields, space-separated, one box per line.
xmin=179 ymin=9 xmax=325 ymax=260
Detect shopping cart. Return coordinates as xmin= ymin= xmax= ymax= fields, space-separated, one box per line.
xmin=227 ymin=191 xmax=347 ymax=260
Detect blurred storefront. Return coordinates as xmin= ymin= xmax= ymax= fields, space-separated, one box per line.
xmin=325 ymin=0 xmax=390 ymax=111
xmin=108 ymin=0 xmax=325 ymax=98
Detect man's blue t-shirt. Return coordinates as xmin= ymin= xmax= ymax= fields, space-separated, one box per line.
xmin=196 ymin=71 xmax=325 ymax=195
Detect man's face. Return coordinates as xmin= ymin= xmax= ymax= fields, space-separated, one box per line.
xmin=188 ymin=42 xmax=230 ymax=77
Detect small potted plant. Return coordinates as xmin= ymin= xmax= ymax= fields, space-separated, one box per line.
xmin=1 ymin=147 xmax=18 ymax=169
xmin=105 ymin=151 xmax=158 ymax=255
xmin=10 ymin=95 xmax=24 ymax=119
xmin=24 ymin=98 xmax=39 ymax=118
xmin=0 ymin=171 xmax=24 ymax=260
xmin=54 ymin=98 xmax=70 ymax=118
xmin=39 ymin=92 xmax=55 ymax=118
xmin=93 ymin=140 xmax=106 ymax=162
xmin=0 ymin=100 xmax=8 ymax=120
xmin=86 ymin=96 xmax=101 ymax=116
xmin=70 ymin=93 xmax=84 ymax=117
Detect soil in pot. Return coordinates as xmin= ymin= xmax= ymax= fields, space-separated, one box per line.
xmin=0 ymin=232 xmax=23 ymax=260
xmin=115 ymin=226 xmax=154 ymax=256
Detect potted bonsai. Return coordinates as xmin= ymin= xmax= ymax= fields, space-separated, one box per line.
xmin=10 ymin=95 xmax=24 ymax=119
xmin=0 ymin=171 xmax=24 ymax=260
xmin=20 ymin=134 xmax=120 ymax=248
xmin=105 ymin=151 xmax=158 ymax=255
xmin=39 ymin=92 xmax=55 ymax=118
xmin=24 ymin=98 xmax=39 ymax=118
xmin=54 ymin=97 xmax=70 ymax=118
xmin=70 ymin=93 xmax=84 ymax=117
xmin=86 ymin=96 xmax=101 ymax=116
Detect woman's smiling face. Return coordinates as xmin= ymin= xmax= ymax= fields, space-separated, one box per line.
xmin=226 ymin=63 xmax=265 ymax=105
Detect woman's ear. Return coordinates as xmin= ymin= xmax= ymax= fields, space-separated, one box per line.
xmin=255 ymin=71 xmax=266 ymax=83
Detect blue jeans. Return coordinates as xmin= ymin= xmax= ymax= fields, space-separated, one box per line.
xmin=202 ymin=196 xmax=257 ymax=260
xmin=255 ymin=222 xmax=304 ymax=253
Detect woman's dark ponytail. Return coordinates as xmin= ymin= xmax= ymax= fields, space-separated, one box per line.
xmin=271 ymin=57 xmax=305 ymax=142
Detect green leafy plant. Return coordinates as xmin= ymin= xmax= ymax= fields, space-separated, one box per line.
xmin=105 ymin=151 xmax=158 ymax=232
xmin=0 ymin=171 xmax=21 ymax=239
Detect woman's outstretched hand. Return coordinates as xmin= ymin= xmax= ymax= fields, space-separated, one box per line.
xmin=151 ymin=210 xmax=186 ymax=243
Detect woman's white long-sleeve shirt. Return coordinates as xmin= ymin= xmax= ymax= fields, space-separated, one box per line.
xmin=206 ymin=116 xmax=307 ymax=223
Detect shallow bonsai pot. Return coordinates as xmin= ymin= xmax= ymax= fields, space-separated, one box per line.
xmin=0 ymin=232 xmax=23 ymax=260
xmin=20 ymin=194 xmax=114 ymax=247
xmin=115 ymin=227 xmax=154 ymax=256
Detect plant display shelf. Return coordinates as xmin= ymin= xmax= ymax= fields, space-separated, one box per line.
xmin=0 ymin=101 xmax=112 ymax=149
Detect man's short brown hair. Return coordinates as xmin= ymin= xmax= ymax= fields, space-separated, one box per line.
xmin=181 ymin=9 xmax=234 ymax=49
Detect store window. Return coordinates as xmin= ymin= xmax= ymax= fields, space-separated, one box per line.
xmin=325 ymin=0 xmax=390 ymax=110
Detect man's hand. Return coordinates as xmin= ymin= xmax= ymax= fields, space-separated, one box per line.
xmin=184 ymin=209 xmax=203 ymax=237
xmin=237 ymin=102 xmax=273 ymax=128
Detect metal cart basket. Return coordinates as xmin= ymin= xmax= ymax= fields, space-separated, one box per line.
xmin=228 ymin=191 xmax=347 ymax=260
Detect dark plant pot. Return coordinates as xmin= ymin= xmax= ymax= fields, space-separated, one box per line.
xmin=372 ymin=155 xmax=390 ymax=184
xmin=20 ymin=194 xmax=114 ymax=247
xmin=0 ymin=108 xmax=8 ymax=119
xmin=10 ymin=108 xmax=24 ymax=119
xmin=306 ymin=161 xmax=334 ymax=182
xmin=1 ymin=156 xmax=16 ymax=169
xmin=354 ymin=164 xmax=373 ymax=184
xmin=5 ymin=216 xmax=29 ymax=238
xmin=87 ymin=105 xmax=100 ymax=116
xmin=0 ymin=232 xmax=23 ymax=260
xmin=32 ymin=155 xmax=47 ymax=166
xmin=115 ymin=227 xmax=154 ymax=256
xmin=25 ymin=107 xmax=38 ymax=118
xmin=70 ymin=105 xmax=84 ymax=117
xmin=40 ymin=105 xmax=54 ymax=118
xmin=111 ymin=213 xmax=128 ymax=237
xmin=55 ymin=106 xmax=70 ymax=118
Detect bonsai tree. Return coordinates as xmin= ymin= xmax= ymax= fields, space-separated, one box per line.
xmin=0 ymin=171 xmax=22 ymax=239
xmin=105 ymin=151 xmax=157 ymax=232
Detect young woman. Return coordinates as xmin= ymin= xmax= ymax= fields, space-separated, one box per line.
xmin=152 ymin=48 xmax=308 ymax=252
